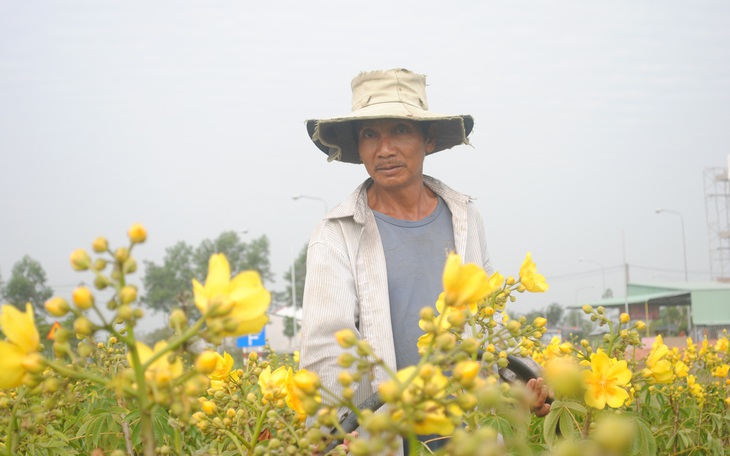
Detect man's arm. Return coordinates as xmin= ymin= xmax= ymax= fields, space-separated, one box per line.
xmin=299 ymin=238 xmax=360 ymax=408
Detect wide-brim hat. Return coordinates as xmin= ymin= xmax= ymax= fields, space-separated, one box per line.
xmin=306 ymin=68 xmax=474 ymax=164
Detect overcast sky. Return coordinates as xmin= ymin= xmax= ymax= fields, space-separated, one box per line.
xmin=1 ymin=1 xmax=729 ymax=329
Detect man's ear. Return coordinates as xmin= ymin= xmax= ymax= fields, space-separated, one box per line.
xmin=425 ymin=125 xmax=437 ymax=154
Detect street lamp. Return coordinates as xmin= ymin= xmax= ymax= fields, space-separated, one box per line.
xmin=579 ymin=257 xmax=606 ymax=296
xmin=292 ymin=194 xmax=328 ymax=215
xmin=656 ymin=207 xmax=693 ymax=338
xmin=655 ymin=208 xmax=688 ymax=281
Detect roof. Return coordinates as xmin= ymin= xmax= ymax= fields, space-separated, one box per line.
xmin=568 ymin=282 xmax=730 ymax=325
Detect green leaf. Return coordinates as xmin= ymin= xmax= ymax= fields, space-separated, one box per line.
xmin=542 ymin=407 xmax=561 ymax=447
xmin=633 ymin=417 xmax=658 ymax=456
xmin=558 ymin=409 xmax=576 ymax=441
xmin=559 ymin=400 xmax=587 ymax=415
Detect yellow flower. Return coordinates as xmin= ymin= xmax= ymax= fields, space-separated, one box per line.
xmin=258 ymin=365 xmax=291 ymax=404
xmin=127 ymin=341 xmax=183 ymax=387
xmin=417 ymin=301 xmax=453 ymax=353
xmin=687 ymin=375 xmax=704 ymax=402
xmin=714 ymin=337 xmax=729 ymax=353
xmin=0 ymin=303 xmax=42 ymax=389
xmin=641 ymin=335 xmax=673 ymax=384
xmin=413 ymin=401 xmax=462 ymax=436
xmin=712 ymin=364 xmax=729 ymax=378
xmin=203 ymin=351 xmax=239 ymax=390
xmin=674 ymin=360 xmax=689 ymax=378
xmin=192 ymin=254 xmax=270 ymax=337
xmin=379 ymin=365 xmax=457 ymax=436
xmin=519 ymin=252 xmax=549 ymax=292
xmin=441 ymin=253 xmax=491 ymax=310
xmin=583 ymin=351 xmax=632 ymax=409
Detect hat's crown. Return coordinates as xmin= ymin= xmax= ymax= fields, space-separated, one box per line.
xmin=351 ymin=69 xmax=428 ymax=112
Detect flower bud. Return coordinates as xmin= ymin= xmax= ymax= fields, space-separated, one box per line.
xmin=128 ymin=223 xmax=147 ymax=244
xmin=70 ymin=249 xmax=91 ymax=271
xmin=338 ymin=371 xmax=353 ymax=387
xmin=461 ymin=337 xmax=480 ymax=355
xmin=334 ymin=329 xmax=357 ymax=348
xmin=45 ymin=297 xmax=70 ymax=317
xmin=337 ymin=353 xmax=355 ymax=368
xmin=620 ymin=313 xmax=630 ymax=324
xmin=582 ymin=304 xmax=593 ymax=314
xmin=123 ymin=257 xmax=138 ymax=274
xmin=636 ymin=321 xmax=646 ymax=331
xmin=447 ymin=310 xmax=466 ymax=327
xmin=93 ymin=259 xmax=107 ymax=271
xmin=454 ymin=360 xmax=480 ymax=386
xmin=21 ymin=352 xmax=45 ymax=374
xmin=119 ymin=286 xmax=138 ymax=305
xmin=114 ymin=247 xmax=129 ymax=263
xmin=73 ymin=316 xmax=94 ymax=336
xmin=170 ymin=308 xmax=188 ymax=328
xmin=293 ymin=370 xmax=320 ymax=394
xmin=420 ymin=306 xmax=435 ymax=321
xmin=93 ymin=275 xmax=111 ymax=290
xmin=117 ymin=305 xmax=133 ymax=322
xmin=506 ymin=320 xmax=522 ymax=336
xmin=92 ymin=237 xmax=108 ymax=253
xmin=506 ymin=276 xmax=516 ymax=286
xmin=436 ymin=332 xmax=456 ymax=351
xmin=195 ymin=351 xmax=219 ymax=374
xmin=533 ymin=317 xmax=547 ymax=328
xmin=378 ymin=381 xmax=399 ymax=403
xmin=72 ymin=286 xmax=95 ymax=310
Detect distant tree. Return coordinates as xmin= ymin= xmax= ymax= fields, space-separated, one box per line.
xmin=545 ymin=303 xmax=564 ymax=326
xmin=193 ymin=232 xmax=273 ymax=284
xmin=562 ymin=309 xmax=593 ymax=340
xmin=278 ymin=243 xmax=307 ymax=343
xmin=141 ymin=241 xmax=196 ymax=315
xmin=279 ymin=244 xmax=306 ymax=309
xmin=141 ymin=232 xmax=274 ymax=317
xmin=521 ymin=309 xmax=545 ymax=325
xmin=283 ymin=316 xmax=296 ymax=347
xmin=1 ymin=255 xmax=53 ymax=314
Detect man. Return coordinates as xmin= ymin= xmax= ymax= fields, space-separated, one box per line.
xmin=299 ymin=69 xmax=549 ymax=452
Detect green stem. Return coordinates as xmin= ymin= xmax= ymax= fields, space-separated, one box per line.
xmin=43 ymin=359 xmax=136 ymax=396
xmin=223 ymin=429 xmax=250 ymax=453
xmin=248 ymin=403 xmax=270 ymax=455
xmin=141 ymin=317 xmax=206 ymax=371
xmin=127 ymin=339 xmax=156 ymax=456
xmin=6 ymin=387 xmax=26 ymax=456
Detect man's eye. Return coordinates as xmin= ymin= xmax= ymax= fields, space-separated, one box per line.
xmin=360 ymin=130 xmax=375 ymax=138
xmin=394 ymin=125 xmax=410 ymax=134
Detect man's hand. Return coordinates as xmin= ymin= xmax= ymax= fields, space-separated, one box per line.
xmin=526 ymin=377 xmax=552 ymax=417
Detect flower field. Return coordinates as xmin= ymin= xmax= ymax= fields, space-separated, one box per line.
xmin=0 ymin=225 xmax=728 ymax=455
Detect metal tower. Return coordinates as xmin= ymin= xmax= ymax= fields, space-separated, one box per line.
xmin=704 ymin=165 xmax=730 ymax=282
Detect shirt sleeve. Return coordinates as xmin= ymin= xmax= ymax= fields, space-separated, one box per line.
xmin=298 ymin=230 xmax=361 ymax=407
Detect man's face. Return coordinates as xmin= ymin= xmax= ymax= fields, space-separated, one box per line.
xmin=356 ymin=119 xmax=435 ymax=192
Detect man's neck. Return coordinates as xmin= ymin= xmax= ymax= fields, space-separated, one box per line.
xmin=367 ymin=180 xmax=438 ymax=221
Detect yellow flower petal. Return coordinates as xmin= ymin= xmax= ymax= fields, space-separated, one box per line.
xmin=0 ymin=303 xmax=40 ymax=353
xmin=205 ymin=254 xmax=232 ymax=296
xmin=0 ymin=341 xmax=27 ymax=389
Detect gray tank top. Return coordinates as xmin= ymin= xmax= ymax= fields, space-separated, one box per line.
xmin=373 ymin=196 xmax=455 ymax=370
